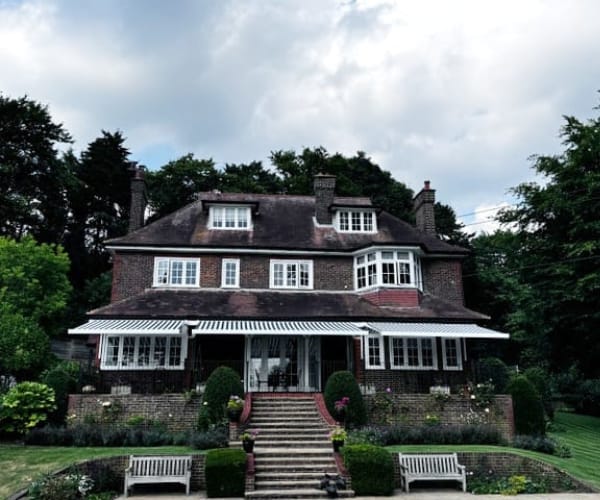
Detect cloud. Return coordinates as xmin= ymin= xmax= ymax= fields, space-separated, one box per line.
xmin=1 ymin=0 xmax=600 ymax=219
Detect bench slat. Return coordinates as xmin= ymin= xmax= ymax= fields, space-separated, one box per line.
xmin=398 ymin=453 xmax=466 ymax=493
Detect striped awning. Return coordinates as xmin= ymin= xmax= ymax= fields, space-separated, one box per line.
xmin=68 ymin=319 xmax=187 ymax=335
xmin=191 ymin=320 xmax=367 ymax=336
xmin=366 ymin=322 xmax=509 ymax=339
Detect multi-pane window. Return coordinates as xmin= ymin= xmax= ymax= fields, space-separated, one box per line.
xmin=389 ymin=337 xmax=437 ymax=370
xmin=366 ymin=335 xmax=384 ymax=369
xmin=270 ymin=260 xmax=313 ymax=289
xmin=210 ymin=206 xmax=251 ymax=229
xmin=355 ymin=250 xmax=422 ymax=291
xmin=335 ymin=210 xmax=377 ymax=233
xmin=154 ymin=258 xmax=200 ymax=287
xmin=101 ymin=335 xmax=185 ymax=369
xmin=442 ymin=338 xmax=462 ymax=370
xmin=221 ymin=259 xmax=240 ymax=288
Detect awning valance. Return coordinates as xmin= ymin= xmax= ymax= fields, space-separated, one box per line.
xmin=366 ymin=322 xmax=509 ymax=339
xmin=68 ymin=319 xmax=187 ymax=335
xmin=191 ymin=320 xmax=367 ymax=336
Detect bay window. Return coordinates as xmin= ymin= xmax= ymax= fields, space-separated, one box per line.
xmin=354 ymin=249 xmax=422 ymax=291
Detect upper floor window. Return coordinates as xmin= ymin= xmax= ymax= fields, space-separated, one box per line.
xmin=270 ymin=260 xmax=313 ymax=289
xmin=209 ymin=206 xmax=251 ymax=230
xmin=389 ymin=337 xmax=437 ymax=370
xmin=354 ymin=249 xmax=422 ymax=291
xmin=101 ymin=335 xmax=185 ymax=370
xmin=154 ymin=257 xmax=200 ymax=287
xmin=222 ymin=258 xmax=240 ymax=288
xmin=335 ymin=210 xmax=376 ymax=233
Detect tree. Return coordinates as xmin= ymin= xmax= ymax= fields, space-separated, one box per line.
xmin=497 ymin=104 xmax=600 ymax=376
xmin=0 ymin=94 xmax=72 ymax=242
xmin=0 ymin=236 xmax=71 ymax=335
xmin=146 ymin=154 xmax=219 ymax=221
xmin=0 ymin=303 xmax=51 ymax=380
xmin=220 ymin=161 xmax=282 ymax=194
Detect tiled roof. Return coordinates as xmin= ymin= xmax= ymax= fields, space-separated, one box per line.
xmin=106 ymin=192 xmax=467 ymax=254
xmin=88 ymin=288 xmax=486 ymax=321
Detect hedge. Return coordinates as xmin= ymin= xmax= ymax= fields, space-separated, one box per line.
xmin=205 ymin=448 xmax=246 ymax=498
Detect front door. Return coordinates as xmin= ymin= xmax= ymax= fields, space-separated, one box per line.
xmin=245 ymin=336 xmax=321 ymax=392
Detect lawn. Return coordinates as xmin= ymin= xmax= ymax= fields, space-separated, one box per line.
xmin=0 ymin=445 xmax=194 ymax=499
xmin=386 ymin=411 xmax=600 ymax=490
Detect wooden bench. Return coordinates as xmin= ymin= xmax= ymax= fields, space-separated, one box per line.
xmin=124 ymin=454 xmax=192 ymax=497
xmin=398 ymin=453 xmax=466 ymax=492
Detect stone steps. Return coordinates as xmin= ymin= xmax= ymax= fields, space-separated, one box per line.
xmin=245 ymin=395 xmax=353 ymax=499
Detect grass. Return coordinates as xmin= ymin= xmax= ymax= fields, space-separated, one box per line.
xmin=386 ymin=411 xmax=600 ymax=490
xmin=0 ymin=445 xmax=194 ymax=499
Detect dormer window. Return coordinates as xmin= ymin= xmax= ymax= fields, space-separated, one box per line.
xmin=209 ymin=205 xmax=252 ymax=230
xmin=335 ymin=209 xmax=376 ymax=233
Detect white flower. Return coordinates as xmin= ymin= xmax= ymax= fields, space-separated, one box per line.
xmin=102 ymin=401 xmax=112 ymax=407
xmin=484 ymin=408 xmax=490 ymax=413
xmin=203 ymin=401 xmax=208 ymax=406
xmin=470 ymin=395 xmax=476 ymax=400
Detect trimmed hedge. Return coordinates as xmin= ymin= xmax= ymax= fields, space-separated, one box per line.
xmin=201 ymin=366 xmax=244 ymax=428
xmin=475 ymin=357 xmax=510 ymax=393
xmin=507 ymin=375 xmax=545 ymax=435
xmin=324 ymin=371 xmax=367 ymax=427
xmin=206 ymin=448 xmax=246 ymax=498
xmin=342 ymin=444 xmax=394 ymax=495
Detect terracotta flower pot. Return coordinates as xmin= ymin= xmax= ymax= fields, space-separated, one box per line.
xmin=332 ymin=440 xmax=344 ymax=452
xmin=243 ymin=440 xmax=255 ymax=453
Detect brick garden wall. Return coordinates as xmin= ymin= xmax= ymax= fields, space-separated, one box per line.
xmin=391 ymin=452 xmax=594 ymax=492
xmin=68 ymin=393 xmax=202 ymax=432
xmin=364 ymin=394 xmax=515 ymax=441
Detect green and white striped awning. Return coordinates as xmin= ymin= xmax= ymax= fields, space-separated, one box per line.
xmin=68 ymin=319 xmax=187 ymax=335
xmin=366 ymin=322 xmax=509 ymax=339
xmin=191 ymin=320 xmax=367 ymax=336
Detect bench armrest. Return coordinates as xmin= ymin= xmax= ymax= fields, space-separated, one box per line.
xmin=457 ymin=464 xmax=466 ymax=473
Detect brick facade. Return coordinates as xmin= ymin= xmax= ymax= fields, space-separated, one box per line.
xmin=361 ymin=288 xmax=420 ymax=307
xmin=422 ymin=258 xmax=464 ymax=305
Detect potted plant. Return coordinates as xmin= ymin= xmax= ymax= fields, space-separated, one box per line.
xmin=329 ymin=426 xmax=347 ymax=452
xmin=226 ymin=395 xmax=244 ymax=422
xmin=240 ymin=429 xmax=259 ymax=452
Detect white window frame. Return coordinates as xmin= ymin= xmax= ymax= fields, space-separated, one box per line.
xmin=221 ymin=258 xmax=240 ymax=288
xmin=269 ymin=259 xmax=313 ymax=289
xmin=365 ymin=334 xmax=385 ymax=369
xmin=442 ymin=338 xmax=463 ymax=370
xmin=153 ymin=257 xmax=200 ymax=287
xmin=334 ymin=209 xmax=377 ymax=233
xmin=389 ymin=337 xmax=438 ymax=370
xmin=100 ymin=334 xmax=187 ymax=370
xmin=354 ymin=249 xmax=422 ymax=291
xmin=209 ymin=205 xmax=252 ymax=230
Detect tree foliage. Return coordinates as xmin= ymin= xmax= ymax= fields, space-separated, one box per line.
xmin=493 ymin=105 xmax=600 ymax=376
xmin=0 ymin=94 xmax=73 ymax=242
xmin=0 ymin=381 xmax=56 ymax=435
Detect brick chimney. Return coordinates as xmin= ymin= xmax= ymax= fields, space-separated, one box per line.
xmin=313 ymin=173 xmax=336 ymax=225
xmin=128 ymin=164 xmax=147 ymax=233
xmin=413 ymin=180 xmax=436 ymax=235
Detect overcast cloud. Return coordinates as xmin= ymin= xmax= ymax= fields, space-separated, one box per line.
xmin=1 ymin=0 xmax=599 ymax=231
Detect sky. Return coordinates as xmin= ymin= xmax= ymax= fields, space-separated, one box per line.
xmin=1 ymin=0 xmax=599 ymax=233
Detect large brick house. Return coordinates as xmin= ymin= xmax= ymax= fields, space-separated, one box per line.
xmin=69 ymin=171 xmax=507 ymax=394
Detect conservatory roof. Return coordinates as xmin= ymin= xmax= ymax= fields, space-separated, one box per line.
xmin=190 ymin=320 xmax=367 ymax=336
xmin=366 ymin=322 xmax=509 ymax=339
xmin=68 ymin=318 xmax=188 ymax=335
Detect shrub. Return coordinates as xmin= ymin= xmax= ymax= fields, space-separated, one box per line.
xmin=523 ymin=366 xmax=554 ymax=419
xmin=40 ymin=361 xmax=79 ymax=425
xmin=342 ymin=444 xmax=394 ymax=495
xmin=475 ymin=357 xmax=510 ymax=393
xmin=205 ymin=448 xmax=246 ymax=497
xmin=28 ymin=470 xmax=93 ymax=500
xmin=0 ymin=381 xmax=56 ymax=435
xmin=512 ymin=434 xmax=572 ymax=457
xmin=202 ymin=366 xmax=244 ymax=427
xmin=323 ymin=371 xmax=367 ymax=427
xmin=576 ymin=379 xmax=600 ymax=417
xmin=507 ymin=375 xmax=545 ymax=435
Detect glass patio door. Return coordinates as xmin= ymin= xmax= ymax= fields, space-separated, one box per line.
xmin=245 ymin=336 xmax=321 ymax=392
